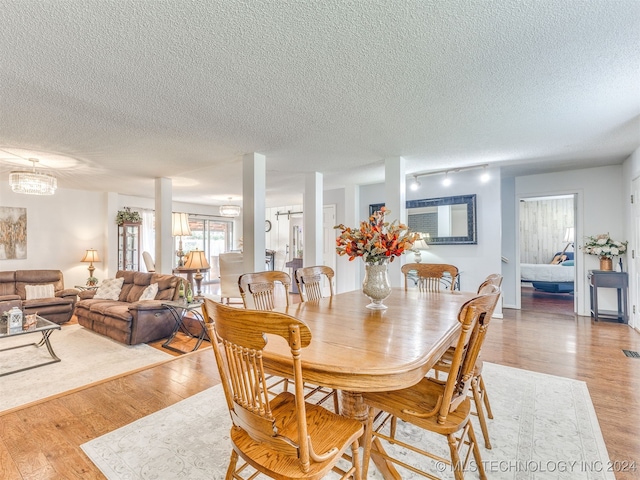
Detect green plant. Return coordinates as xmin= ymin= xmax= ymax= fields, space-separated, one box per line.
xmin=116 ymin=207 xmax=141 ymax=225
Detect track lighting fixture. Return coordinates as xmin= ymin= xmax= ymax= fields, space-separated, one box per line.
xmin=410 ymin=176 xmax=421 ymax=191
xmin=408 ymin=163 xmax=489 ymax=189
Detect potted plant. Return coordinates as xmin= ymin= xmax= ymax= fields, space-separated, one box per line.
xmin=581 ymin=233 xmax=627 ymax=271
xmin=116 ymin=207 xmax=142 ymax=225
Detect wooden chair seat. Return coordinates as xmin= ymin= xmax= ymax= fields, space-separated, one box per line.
xmin=230 ymin=392 xmax=363 ymax=479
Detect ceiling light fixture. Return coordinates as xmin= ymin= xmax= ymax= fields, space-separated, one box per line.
xmin=219 ymin=198 xmax=241 ymax=217
xmin=409 ymin=163 xmax=489 ymax=187
xmin=9 ymin=158 xmax=57 ymax=195
xmin=480 ymin=166 xmax=490 ymax=183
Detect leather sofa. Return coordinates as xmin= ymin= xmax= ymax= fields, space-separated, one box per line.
xmin=0 ymin=270 xmax=79 ymax=324
xmin=75 ymin=270 xmax=181 ymax=345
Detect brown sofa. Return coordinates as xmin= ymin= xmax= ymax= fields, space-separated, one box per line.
xmin=0 ymin=270 xmax=79 ymax=324
xmin=75 ymin=270 xmax=181 ymax=345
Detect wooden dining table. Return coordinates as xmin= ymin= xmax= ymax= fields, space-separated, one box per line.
xmin=264 ymin=287 xmax=477 ymax=478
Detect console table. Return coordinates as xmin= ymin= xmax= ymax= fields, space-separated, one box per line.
xmin=588 ymin=270 xmax=628 ymax=323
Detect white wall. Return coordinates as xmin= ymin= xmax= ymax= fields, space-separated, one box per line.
xmin=358 ymin=167 xmax=503 ymax=315
xmin=512 ymin=165 xmax=625 ymax=316
xmin=0 ymin=184 xmax=108 ymax=287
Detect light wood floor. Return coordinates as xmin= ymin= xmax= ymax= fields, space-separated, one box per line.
xmin=1 ymin=309 xmax=639 ymax=479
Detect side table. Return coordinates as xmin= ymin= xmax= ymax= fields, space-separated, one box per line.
xmin=588 ymin=270 xmax=628 ymax=323
xmin=161 ymin=300 xmax=208 ymax=353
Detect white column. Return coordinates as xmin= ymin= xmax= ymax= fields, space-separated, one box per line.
xmin=304 ymin=172 xmax=323 ymax=267
xmin=155 ymin=177 xmax=173 ymax=274
xmin=242 ymin=153 xmax=266 ymax=273
xmin=106 ymin=192 xmax=119 ymax=277
xmin=385 ymin=157 xmax=406 ymax=287
xmin=338 ymin=184 xmax=360 ymax=293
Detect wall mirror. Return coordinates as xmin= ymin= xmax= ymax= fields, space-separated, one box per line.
xmin=369 ymin=194 xmax=477 ymax=245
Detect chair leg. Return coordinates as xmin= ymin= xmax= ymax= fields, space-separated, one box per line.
xmin=361 ymin=407 xmax=375 ymax=480
xmin=226 ymin=450 xmax=239 ymax=480
xmin=471 ymin=377 xmax=492 ymax=449
xmin=467 ymin=422 xmax=487 ymax=480
xmin=447 ymin=432 xmax=465 ymax=480
xmin=478 ymin=374 xmax=493 ymax=419
xmin=333 ymin=389 xmax=340 ymax=413
xmin=349 ymin=439 xmax=362 ymax=480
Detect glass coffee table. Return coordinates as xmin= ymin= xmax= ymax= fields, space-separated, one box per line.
xmin=0 ymin=314 xmax=61 ymax=377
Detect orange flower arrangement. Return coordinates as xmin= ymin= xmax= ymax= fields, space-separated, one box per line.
xmin=334 ymin=207 xmax=420 ymax=264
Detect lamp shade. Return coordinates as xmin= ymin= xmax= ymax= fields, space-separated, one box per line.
xmin=172 ymin=212 xmax=192 ymax=237
xmin=563 ymin=227 xmax=575 ymax=243
xmin=81 ymin=249 xmax=101 ymax=263
xmin=183 ymin=249 xmax=210 ymax=270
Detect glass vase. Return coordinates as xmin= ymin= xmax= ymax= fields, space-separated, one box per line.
xmin=362 ymin=261 xmax=392 ymax=309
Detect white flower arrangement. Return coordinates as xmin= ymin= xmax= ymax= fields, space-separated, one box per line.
xmin=581 ymin=233 xmax=628 ymax=259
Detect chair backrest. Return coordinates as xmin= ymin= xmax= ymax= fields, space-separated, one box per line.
xmin=201 ymin=298 xmax=315 ymax=471
xmin=142 ymin=251 xmax=155 ymax=273
xmin=238 ymin=271 xmax=291 ymax=310
xmin=477 ymin=273 xmax=503 ymax=292
xmin=401 ymin=263 xmax=459 ymax=291
xmin=432 ymin=288 xmax=501 ymax=425
xmin=219 ymin=252 xmax=244 ymax=303
xmin=295 ymin=265 xmax=335 ymax=302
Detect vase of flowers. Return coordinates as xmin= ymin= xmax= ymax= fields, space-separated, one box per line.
xmin=335 ymin=207 xmax=419 ymax=309
xmin=581 ymin=233 xmax=628 ymax=271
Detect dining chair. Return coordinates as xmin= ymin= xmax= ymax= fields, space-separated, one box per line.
xmin=238 ymin=271 xmax=291 ymax=310
xmin=295 ymin=265 xmax=335 ymax=302
xmin=293 ymin=265 xmax=340 ymax=412
xmin=361 ymin=289 xmax=500 ymax=480
xmin=201 ymin=298 xmax=363 ymax=480
xmin=401 ymin=263 xmax=459 ymax=291
xmin=432 ymin=279 xmax=502 ymax=450
xmin=142 ymin=251 xmax=155 ymax=273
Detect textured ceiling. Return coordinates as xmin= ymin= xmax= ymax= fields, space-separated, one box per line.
xmin=1 ymin=0 xmax=638 ymax=207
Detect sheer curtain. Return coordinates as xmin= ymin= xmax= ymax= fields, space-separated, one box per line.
xmin=140 ymin=209 xmax=155 ymax=272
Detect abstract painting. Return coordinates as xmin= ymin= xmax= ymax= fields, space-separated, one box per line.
xmin=0 ymin=207 xmax=27 ymax=260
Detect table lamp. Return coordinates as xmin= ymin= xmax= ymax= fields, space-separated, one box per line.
xmin=81 ymin=249 xmax=100 ymax=286
xmin=412 ymin=233 xmax=430 ymax=263
xmin=172 ymin=212 xmax=192 ymax=267
xmin=183 ymin=248 xmax=210 ymax=298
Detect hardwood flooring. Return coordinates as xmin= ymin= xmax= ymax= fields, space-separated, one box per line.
xmin=1 ymin=308 xmax=639 ymax=479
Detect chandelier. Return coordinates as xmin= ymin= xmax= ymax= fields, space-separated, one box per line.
xmin=9 ymin=159 xmax=57 ymax=195
xmin=219 ymin=198 xmax=241 ymax=217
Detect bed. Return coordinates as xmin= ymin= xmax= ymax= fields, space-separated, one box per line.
xmin=521 ymin=252 xmax=575 ymax=293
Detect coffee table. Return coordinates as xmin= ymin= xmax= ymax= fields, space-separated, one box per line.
xmin=0 ymin=315 xmax=61 ymax=377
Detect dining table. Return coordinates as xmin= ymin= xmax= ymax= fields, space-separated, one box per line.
xmin=266 ymin=286 xmax=478 ymax=479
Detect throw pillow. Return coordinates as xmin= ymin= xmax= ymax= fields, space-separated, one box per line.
xmin=139 ymin=283 xmax=158 ymax=301
xmin=94 ymin=277 xmax=125 ymax=301
xmin=25 ymin=284 xmax=55 ymax=301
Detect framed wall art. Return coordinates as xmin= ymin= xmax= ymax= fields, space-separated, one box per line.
xmin=0 ymin=207 xmax=27 ymax=259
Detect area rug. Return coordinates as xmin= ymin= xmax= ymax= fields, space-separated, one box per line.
xmin=0 ymin=324 xmax=172 ymax=414
xmin=81 ymin=363 xmax=614 ymax=479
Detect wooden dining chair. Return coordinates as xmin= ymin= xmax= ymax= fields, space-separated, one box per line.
xmin=361 ymin=289 xmax=500 ymax=480
xmin=401 ymin=263 xmax=459 ymax=291
xmin=238 ymin=271 xmax=291 ymax=310
xmin=295 ymin=265 xmax=335 ymax=302
xmin=201 ymin=298 xmax=363 ymax=480
xmin=293 ymin=265 xmax=340 ymax=412
xmin=432 ymin=280 xmax=502 ymax=450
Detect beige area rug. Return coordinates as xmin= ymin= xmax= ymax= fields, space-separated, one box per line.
xmin=0 ymin=324 xmax=172 ymax=414
xmin=81 ymin=363 xmax=615 ymax=479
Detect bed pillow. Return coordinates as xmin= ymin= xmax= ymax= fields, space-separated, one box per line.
xmin=139 ymin=283 xmax=158 ymax=301
xmin=561 ymin=260 xmax=575 ymax=266
xmin=94 ymin=277 xmax=125 ymax=300
xmin=25 ymin=284 xmax=55 ymax=300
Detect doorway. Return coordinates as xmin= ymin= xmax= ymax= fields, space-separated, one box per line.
xmin=519 ymin=195 xmax=577 ymax=315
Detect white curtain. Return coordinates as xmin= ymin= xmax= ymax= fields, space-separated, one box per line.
xmin=140 ymin=209 xmax=155 ymax=272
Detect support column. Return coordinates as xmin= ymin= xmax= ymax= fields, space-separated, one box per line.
xmin=242 ymin=153 xmax=266 ymax=273
xmin=155 ymin=177 xmax=173 ymax=274
xmin=338 ymin=184 xmax=360 ymax=293
xmin=385 ymin=157 xmax=406 ymax=287
xmin=106 ymin=192 xmax=118 ymax=277
xmin=304 ymin=172 xmax=323 ymax=267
